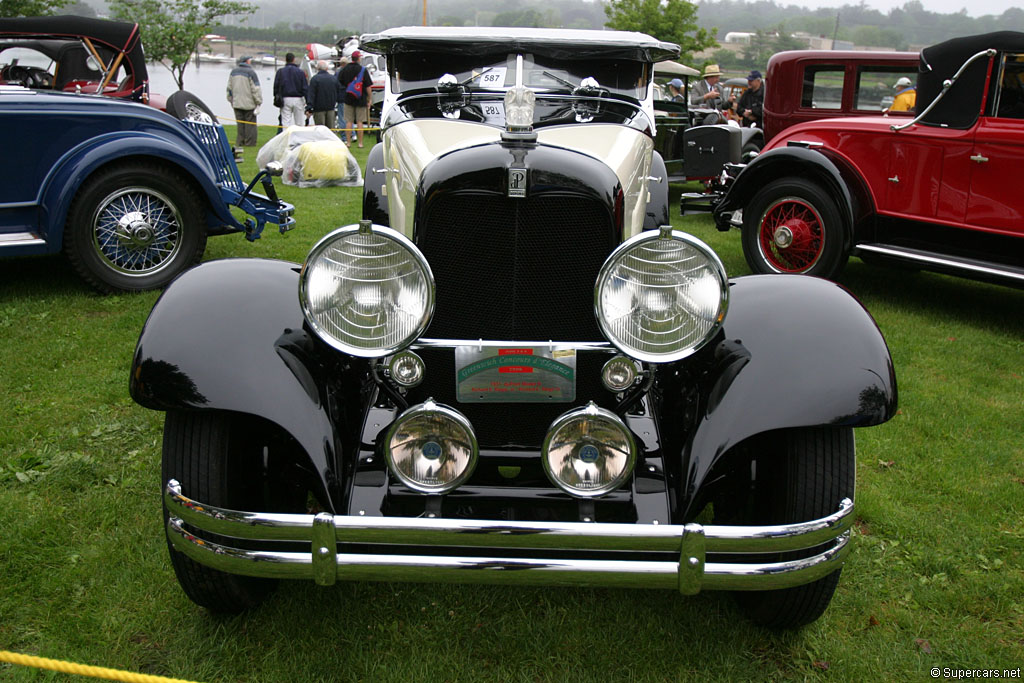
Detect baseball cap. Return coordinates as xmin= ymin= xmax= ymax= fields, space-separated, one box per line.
xmin=351 ymin=50 xmax=361 ymax=59
xmin=668 ymin=78 xmax=684 ymax=89
xmin=747 ymin=70 xmax=762 ymax=80
xmin=894 ymin=76 xmax=912 ymax=88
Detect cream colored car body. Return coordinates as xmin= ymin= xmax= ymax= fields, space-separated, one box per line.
xmin=381 ymin=120 xmax=654 ymax=242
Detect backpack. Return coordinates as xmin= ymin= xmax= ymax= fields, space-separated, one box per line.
xmin=346 ymin=66 xmax=366 ymax=99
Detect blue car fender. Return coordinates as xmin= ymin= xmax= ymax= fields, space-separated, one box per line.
xmin=38 ymin=131 xmax=233 ymax=248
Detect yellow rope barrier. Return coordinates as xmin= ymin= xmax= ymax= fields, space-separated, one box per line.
xmin=0 ymin=650 xmax=202 ymax=683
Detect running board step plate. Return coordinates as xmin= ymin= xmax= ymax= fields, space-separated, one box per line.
xmin=854 ymin=243 xmax=1024 ymax=286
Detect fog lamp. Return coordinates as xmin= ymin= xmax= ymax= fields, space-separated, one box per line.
xmin=385 ymin=399 xmax=478 ymax=493
xmin=601 ymin=356 xmax=639 ymax=392
xmin=542 ymin=402 xmax=637 ymax=498
xmin=388 ymin=350 xmax=425 ymax=387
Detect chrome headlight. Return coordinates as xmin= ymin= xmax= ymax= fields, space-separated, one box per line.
xmin=300 ymin=221 xmax=434 ymax=357
xmin=542 ymin=402 xmax=637 ymax=498
xmin=385 ymin=399 xmax=478 ymax=494
xmin=595 ymin=227 xmax=728 ymax=363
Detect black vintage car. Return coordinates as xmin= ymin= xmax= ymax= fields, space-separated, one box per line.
xmin=130 ymin=27 xmax=897 ymax=628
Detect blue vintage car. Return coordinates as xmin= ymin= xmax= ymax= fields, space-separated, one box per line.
xmin=0 ymin=85 xmax=293 ymax=292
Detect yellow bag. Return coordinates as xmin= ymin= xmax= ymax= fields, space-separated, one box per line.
xmin=294 ymin=140 xmax=352 ymax=181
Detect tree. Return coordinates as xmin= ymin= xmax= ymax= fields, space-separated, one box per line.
xmin=109 ymin=0 xmax=255 ymax=91
xmin=603 ymin=0 xmax=717 ymax=63
xmin=742 ymin=25 xmax=804 ymax=70
xmin=65 ymin=0 xmax=96 ymax=16
xmin=0 ymin=0 xmax=70 ymax=16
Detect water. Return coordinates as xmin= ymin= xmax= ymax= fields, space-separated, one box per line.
xmin=147 ymin=60 xmax=290 ymax=127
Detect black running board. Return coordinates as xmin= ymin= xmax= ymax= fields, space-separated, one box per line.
xmin=854 ymin=243 xmax=1024 ymax=288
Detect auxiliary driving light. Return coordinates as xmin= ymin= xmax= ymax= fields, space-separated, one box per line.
xmin=601 ymin=356 xmax=639 ymax=392
xmin=542 ymin=402 xmax=637 ymax=498
xmin=388 ymin=350 xmax=425 ymax=387
xmin=385 ymin=399 xmax=478 ymax=494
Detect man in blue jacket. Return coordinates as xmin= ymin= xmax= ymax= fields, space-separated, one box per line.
xmin=306 ymin=60 xmax=340 ymax=130
xmin=273 ymin=52 xmax=308 ymax=129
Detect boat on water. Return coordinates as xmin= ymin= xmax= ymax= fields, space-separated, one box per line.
xmin=196 ymin=53 xmax=234 ymax=63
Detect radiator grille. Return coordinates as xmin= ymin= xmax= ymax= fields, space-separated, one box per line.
xmin=417 ymin=193 xmax=617 ymax=342
xmin=411 ymin=191 xmax=619 ymax=447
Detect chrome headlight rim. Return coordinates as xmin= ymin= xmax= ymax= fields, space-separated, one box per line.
xmin=299 ymin=221 xmax=435 ymax=358
xmin=594 ymin=227 xmax=729 ymax=364
xmin=384 ymin=399 xmax=479 ymax=494
xmin=541 ymin=402 xmax=638 ymax=499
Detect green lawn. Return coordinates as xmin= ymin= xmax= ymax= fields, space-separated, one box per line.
xmin=1 ymin=126 xmax=1021 ymax=682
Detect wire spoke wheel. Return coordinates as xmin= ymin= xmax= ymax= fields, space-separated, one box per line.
xmin=65 ymin=163 xmax=206 ymax=293
xmin=758 ymin=197 xmax=825 ymax=272
xmin=741 ymin=177 xmax=848 ymax=279
xmin=183 ymin=101 xmax=215 ymax=124
xmin=91 ymin=187 xmax=183 ymax=277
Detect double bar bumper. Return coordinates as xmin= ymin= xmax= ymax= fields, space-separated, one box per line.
xmin=165 ymin=480 xmax=853 ymax=594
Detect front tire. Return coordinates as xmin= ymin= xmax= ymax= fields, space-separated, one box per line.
xmin=742 ymin=178 xmax=847 ymax=278
xmin=726 ymin=427 xmax=855 ymax=629
xmin=161 ymin=411 xmax=279 ymax=612
xmin=64 ymin=163 xmax=207 ymax=293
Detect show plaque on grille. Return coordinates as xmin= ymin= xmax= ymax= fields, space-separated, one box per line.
xmin=455 ymin=346 xmax=577 ymax=403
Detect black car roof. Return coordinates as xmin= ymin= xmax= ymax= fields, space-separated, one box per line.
xmin=361 ymin=27 xmax=680 ymax=63
xmin=917 ymin=31 xmax=1024 ymax=121
xmin=0 ymin=15 xmax=146 ymax=80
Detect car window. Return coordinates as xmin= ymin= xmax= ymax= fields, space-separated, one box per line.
xmin=993 ymin=53 xmax=1024 ymax=119
xmin=800 ymin=66 xmax=843 ymax=110
xmin=854 ymin=66 xmax=918 ymax=111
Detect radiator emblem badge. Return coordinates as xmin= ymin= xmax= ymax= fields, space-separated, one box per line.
xmin=508 ymin=167 xmax=527 ymax=198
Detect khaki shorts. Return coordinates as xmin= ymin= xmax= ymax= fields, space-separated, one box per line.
xmin=343 ymin=103 xmax=368 ymax=125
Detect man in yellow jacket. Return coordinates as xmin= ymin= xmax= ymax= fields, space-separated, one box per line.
xmin=891 ymin=76 xmax=916 ymax=112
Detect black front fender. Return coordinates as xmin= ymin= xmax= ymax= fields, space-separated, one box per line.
xmin=129 ymin=258 xmax=345 ymax=510
xmin=680 ymin=274 xmax=897 ymax=512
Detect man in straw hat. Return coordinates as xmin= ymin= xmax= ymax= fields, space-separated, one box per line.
xmin=689 ymin=63 xmax=725 ymax=108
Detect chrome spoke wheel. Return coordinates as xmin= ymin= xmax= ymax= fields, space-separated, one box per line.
xmin=184 ymin=102 xmax=215 ymax=124
xmin=91 ymin=187 xmax=183 ymax=277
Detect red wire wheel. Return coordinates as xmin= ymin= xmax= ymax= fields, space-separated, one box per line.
xmin=757 ymin=197 xmax=825 ymax=273
xmin=741 ymin=178 xmax=848 ymax=279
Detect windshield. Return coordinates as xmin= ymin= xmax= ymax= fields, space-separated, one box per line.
xmin=389 ymin=51 xmax=648 ymax=99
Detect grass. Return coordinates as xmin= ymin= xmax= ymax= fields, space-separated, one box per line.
xmin=1 ymin=124 xmax=1022 ymax=682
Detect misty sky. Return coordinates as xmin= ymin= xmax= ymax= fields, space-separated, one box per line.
xmin=796 ymin=0 xmax=1013 ymax=18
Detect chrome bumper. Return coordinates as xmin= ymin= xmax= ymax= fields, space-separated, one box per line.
xmin=165 ymin=480 xmax=853 ymax=594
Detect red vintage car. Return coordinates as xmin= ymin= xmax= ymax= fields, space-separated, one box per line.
xmin=762 ymin=49 xmax=919 ymax=142
xmin=709 ymin=32 xmax=1024 ymax=288
xmin=0 ymin=16 xmax=163 ymax=105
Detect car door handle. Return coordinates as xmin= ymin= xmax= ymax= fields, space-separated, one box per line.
xmin=970 ymin=154 xmax=989 ymax=163
xmin=888 ymin=175 xmax=899 ymax=183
